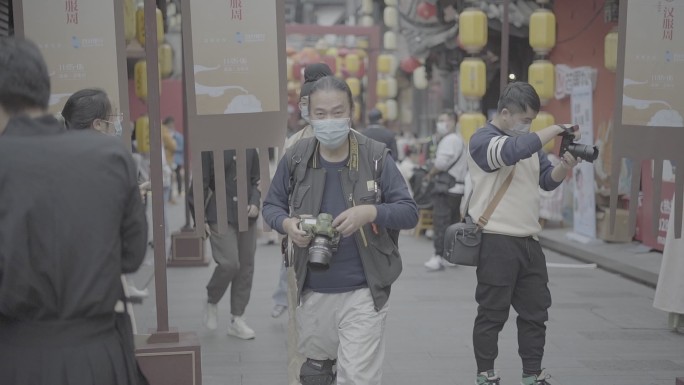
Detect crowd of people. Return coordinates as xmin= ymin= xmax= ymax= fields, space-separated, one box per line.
xmin=1 ymin=37 xmax=585 ymax=385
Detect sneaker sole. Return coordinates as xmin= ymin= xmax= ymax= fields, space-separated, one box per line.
xmin=227 ymin=330 xmax=255 ymax=340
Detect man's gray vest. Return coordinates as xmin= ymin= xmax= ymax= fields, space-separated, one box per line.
xmin=285 ymin=132 xmax=401 ymax=311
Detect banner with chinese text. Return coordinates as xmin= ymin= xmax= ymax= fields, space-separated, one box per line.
xmin=571 ymin=85 xmax=597 ymax=239
xmin=189 ymin=0 xmax=281 ymax=115
xmin=622 ymin=1 xmax=684 ymax=128
xmin=20 ymin=0 xmax=124 ymax=116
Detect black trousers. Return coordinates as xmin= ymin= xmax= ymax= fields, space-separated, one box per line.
xmin=473 ymin=233 xmax=551 ymax=375
xmin=432 ymin=193 xmax=462 ymax=257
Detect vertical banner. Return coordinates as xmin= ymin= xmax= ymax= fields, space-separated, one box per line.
xmin=16 ymin=0 xmax=128 ymax=121
xmin=190 ymin=0 xmax=281 ymax=116
xmin=571 ymin=84 xmax=597 ymax=239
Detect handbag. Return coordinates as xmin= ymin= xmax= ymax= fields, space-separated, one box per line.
xmin=431 ymin=151 xmax=464 ymax=194
xmin=443 ymin=168 xmax=515 ymax=266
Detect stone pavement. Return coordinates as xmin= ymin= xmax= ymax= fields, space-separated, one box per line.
xmin=128 ymin=199 xmax=684 ymax=385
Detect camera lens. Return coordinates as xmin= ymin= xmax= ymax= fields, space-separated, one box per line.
xmin=567 ymin=143 xmax=599 ymax=162
xmin=308 ymin=236 xmax=333 ymax=271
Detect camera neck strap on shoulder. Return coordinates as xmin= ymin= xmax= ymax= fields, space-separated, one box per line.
xmin=463 ymin=167 xmax=515 ymax=229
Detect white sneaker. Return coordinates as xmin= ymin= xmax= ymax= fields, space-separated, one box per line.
xmin=127 ymin=285 xmax=149 ymax=298
xmin=441 ymin=257 xmax=457 ymax=268
xmin=271 ymin=304 xmax=287 ymax=318
xmin=424 ymin=255 xmax=444 ymax=271
xmin=227 ymin=316 xmax=256 ymax=340
xmin=204 ymin=302 xmax=218 ymax=330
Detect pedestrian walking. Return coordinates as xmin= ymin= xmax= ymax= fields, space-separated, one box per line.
xmin=0 ymin=37 xmax=148 ymax=385
xmin=200 ymin=149 xmax=261 ymax=339
xmin=262 ymin=75 xmax=418 ymax=384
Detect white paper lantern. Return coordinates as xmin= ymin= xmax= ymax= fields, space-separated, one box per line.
xmin=360 ymin=15 xmax=374 ymax=27
xmin=384 ymin=31 xmax=397 ymax=50
xmin=383 ymin=6 xmax=399 ymax=29
xmin=413 ymin=66 xmax=428 ymax=90
xmin=386 ymin=99 xmax=398 ymax=121
xmin=385 ymin=0 xmax=398 ymax=5
xmin=361 ymin=0 xmax=373 ymax=15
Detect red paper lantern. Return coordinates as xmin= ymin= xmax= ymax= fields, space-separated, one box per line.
xmin=399 ymin=56 xmax=421 ymax=73
xmin=338 ymin=47 xmax=350 ymax=57
xmin=416 ymin=1 xmax=437 ymax=20
xmin=299 ymin=47 xmax=321 ymax=64
xmin=321 ymin=55 xmax=337 ymax=75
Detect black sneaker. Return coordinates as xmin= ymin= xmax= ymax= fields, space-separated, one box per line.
xmin=476 ymin=370 xmax=500 ymax=385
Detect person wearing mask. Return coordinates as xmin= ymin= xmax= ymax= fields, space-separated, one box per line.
xmin=61 ymin=88 xmax=150 ymax=299
xmin=467 ymin=82 xmax=580 ymax=385
xmin=361 ymin=108 xmax=398 ymax=159
xmin=0 ymin=37 xmax=148 ymax=385
xmin=424 ymin=111 xmax=468 ymax=271
xmin=263 ymin=76 xmax=418 ymax=385
xmin=200 ymin=149 xmax=261 ymax=340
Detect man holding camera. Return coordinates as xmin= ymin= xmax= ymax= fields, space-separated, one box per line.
xmin=262 ymin=76 xmax=418 ymax=385
xmin=467 ymin=82 xmax=580 ymax=385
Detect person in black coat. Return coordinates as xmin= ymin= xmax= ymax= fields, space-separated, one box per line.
xmin=0 ymin=37 xmax=148 ymax=385
xmin=361 ymin=108 xmax=398 ymax=159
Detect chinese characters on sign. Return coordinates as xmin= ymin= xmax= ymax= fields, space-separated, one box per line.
xmin=231 ymin=0 xmax=243 ymax=21
xmin=662 ymin=5 xmax=674 ymax=40
xmin=66 ymin=0 xmax=79 ymax=24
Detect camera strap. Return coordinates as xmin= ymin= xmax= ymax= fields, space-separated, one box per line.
xmin=476 ymin=167 xmax=515 ymax=229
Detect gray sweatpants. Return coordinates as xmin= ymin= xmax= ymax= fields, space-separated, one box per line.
xmin=296 ymin=288 xmax=388 ymax=385
xmin=206 ymin=222 xmax=257 ymax=316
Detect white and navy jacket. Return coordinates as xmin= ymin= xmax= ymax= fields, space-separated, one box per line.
xmin=467 ymin=122 xmax=562 ymax=237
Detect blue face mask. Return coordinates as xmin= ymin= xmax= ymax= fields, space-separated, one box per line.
xmin=311 ymin=118 xmax=350 ymax=149
xmin=113 ymin=120 xmax=123 ymax=137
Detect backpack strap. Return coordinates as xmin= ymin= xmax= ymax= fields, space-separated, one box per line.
xmin=285 ymin=137 xmax=318 ymax=204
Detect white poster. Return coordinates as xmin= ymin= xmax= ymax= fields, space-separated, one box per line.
xmin=571 ymin=84 xmax=597 ymax=239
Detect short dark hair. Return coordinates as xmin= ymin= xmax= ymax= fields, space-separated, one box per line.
xmin=497 ymin=82 xmax=540 ymax=114
xmin=0 ymin=37 xmax=50 ymax=114
xmin=301 ymin=63 xmax=334 ymax=98
xmin=368 ymin=108 xmax=382 ymax=124
xmin=439 ymin=110 xmax=457 ymax=121
xmin=308 ymin=76 xmax=354 ymax=116
xmin=61 ymin=88 xmax=111 ymax=130
xmin=163 ymin=116 xmax=175 ymax=125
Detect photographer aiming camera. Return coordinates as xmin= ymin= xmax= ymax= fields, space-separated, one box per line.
xmin=466 ymin=82 xmax=580 ymax=385
xmin=262 ymin=76 xmax=418 ymax=385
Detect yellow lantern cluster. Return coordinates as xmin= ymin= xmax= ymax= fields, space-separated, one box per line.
xmin=135 ymin=115 xmax=150 ymax=153
xmin=459 ymin=8 xmax=488 ymax=54
xmin=458 ymin=7 xmax=488 ymax=136
xmin=134 ymin=60 xmax=162 ymax=101
xmin=346 ymin=78 xmax=361 ymax=98
xmin=159 ymin=43 xmax=173 ymax=78
xmin=530 ymin=111 xmax=556 ymax=153
xmin=135 ymin=6 xmax=164 ymax=47
xmin=459 ymin=112 xmax=487 ymax=143
xmin=528 ymin=5 xmax=558 ymax=131
xmin=604 ymin=29 xmax=618 ymax=72
xmin=123 ymin=0 xmax=136 ymax=44
xmin=373 ymin=0 xmax=400 ymax=122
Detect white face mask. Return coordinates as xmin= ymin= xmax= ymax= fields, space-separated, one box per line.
xmin=311 ymin=118 xmax=351 ymax=149
xmin=299 ymin=104 xmax=309 ymax=122
xmin=113 ymin=120 xmax=123 ymax=137
xmin=507 ymin=122 xmax=531 ymax=136
xmin=436 ymin=121 xmax=449 ymax=135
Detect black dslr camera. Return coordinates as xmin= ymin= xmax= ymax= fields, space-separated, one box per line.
xmin=559 ymin=125 xmax=599 ymax=163
xmin=298 ymin=213 xmax=341 ymax=271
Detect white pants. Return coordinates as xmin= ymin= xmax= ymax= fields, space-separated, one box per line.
xmin=296 ymin=288 xmax=388 ymax=385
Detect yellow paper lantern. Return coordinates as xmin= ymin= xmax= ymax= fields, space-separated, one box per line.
xmin=134 ymin=60 xmax=162 ymax=101
xmin=383 ymin=6 xmax=399 ymax=29
xmin=286 ymin=58 xmax=294 ymax=81
xmin=378 ymin=54 xmax=395 ymax=74
xmin=530 ymin=111 xmax=556 ymax=153
xmin=459 ymin=8 xmax=488 ymax=54
xmin=529 ymin=9 xmax=556 ymax=55
xmin=123 ymin=0 xmax=136 ymax=44
xmin=135 ymin=115 xmax=150 ymax=153
xmin=459 ymin=112 xmax=487 ymax=143
xmin=386 ymin=99 xmax=398 ymax=121
xmin=377 ymin=79 xmax=389 ymax=99
xmin=376 ymin=102 xmax=388 ymax=119
xmin=361 ymin=0 xmax=374 ymax=14
xmin=346 ymin=77 xmax=361 ymax=97
xmin=360 ymin=15 xmax=374 ymax=27
xmin=528 ymin=60 xmax=555 ymax=104
xmin=159 ymin=43 xmax=173 ymax=78
xmin=345 ymin=54 xmax=361 ymax=76
xmin=386 ymin=77 xmax=398 ymax=98
xmin=384 ymin=31 xmax=398 ymax=50
xmin=353 ymin=101 xmax=361 ymax=122
xmin=604 ymin=30 xmax=618 ymax=72
xmin=460 ymin=58 xmax=486 ymax=99
xmin=136 ymin=6 xmax=164 ymax=47
xmin=385 ymin=0 xmax=398 ymax=5
xmin=413 ymin=66 xmax=428 ymax=90
xmin=357 ymin=39 xmax=370 ymax=50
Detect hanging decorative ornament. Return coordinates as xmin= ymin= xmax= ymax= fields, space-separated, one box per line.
xmin=416 ymin=1 xmax=437 ymax=20
xmin=399 ymin=56 xmax=421 ymax=74
xmin=413 ymin=66 xmax=429 ymax=90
